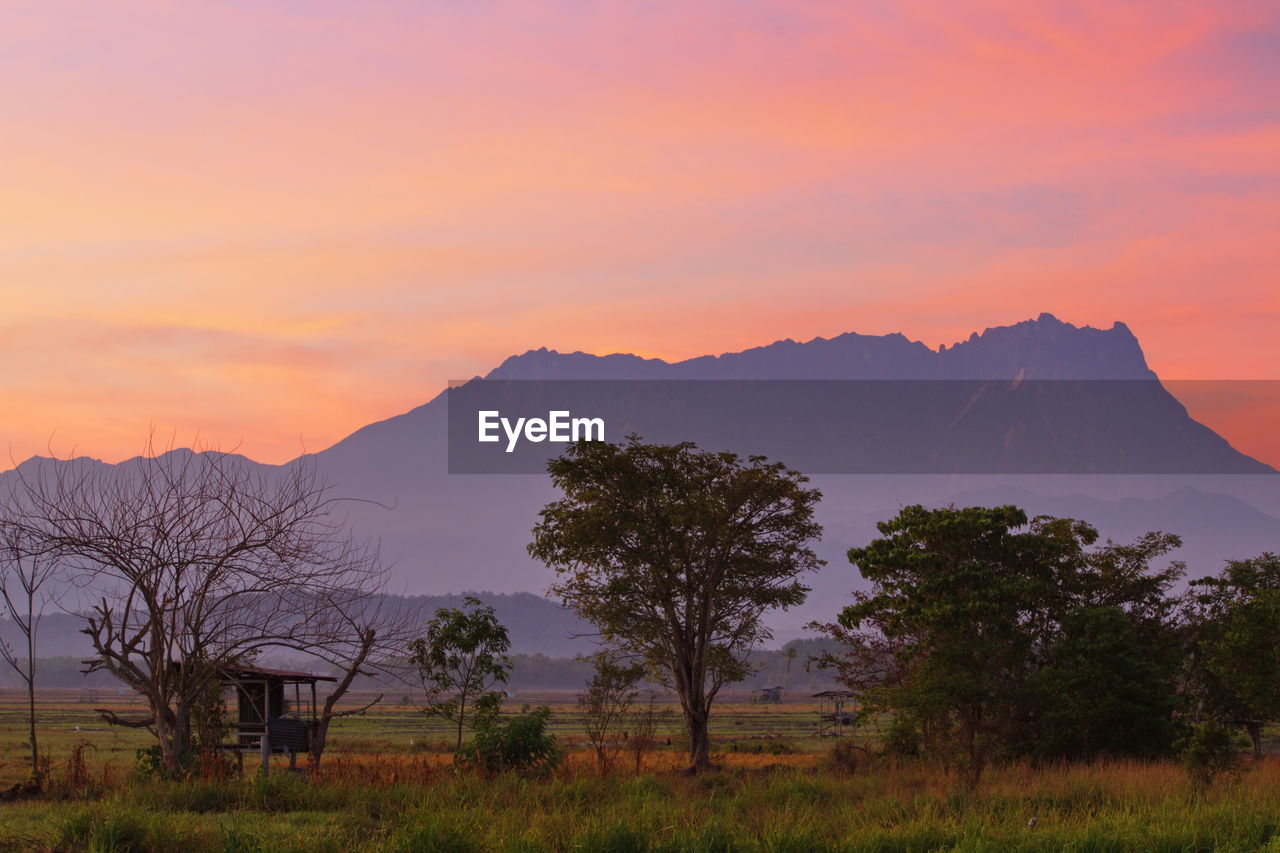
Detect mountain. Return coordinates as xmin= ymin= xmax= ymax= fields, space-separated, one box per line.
xmin=482 ymin=314 xmax=1155 ymax=380
xmin=4 ymin=314 xmax=1277 ymax=638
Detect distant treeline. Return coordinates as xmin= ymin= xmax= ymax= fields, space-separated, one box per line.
xmin=0 ymin=640 xmax=843 ymax=695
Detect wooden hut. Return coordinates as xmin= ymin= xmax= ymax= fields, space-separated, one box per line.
xmin=756 ymin=685 xmax=784 ymax=704
xmin=220 ymin=665 xmax=336 ymax=773
xmin=813 ymin=690 xmax=856 ymax=737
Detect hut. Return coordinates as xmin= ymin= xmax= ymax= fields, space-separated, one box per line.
xmin=219 ymin=665 xmax=336 ymax=773
xmin=756 ymin=685 xmax=784 ymax=704
xmin=813 ymin=690 xmax=856 ymax=737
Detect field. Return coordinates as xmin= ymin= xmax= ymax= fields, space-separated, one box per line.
xmin=2 ymin=689 xmax=1280 ymax=852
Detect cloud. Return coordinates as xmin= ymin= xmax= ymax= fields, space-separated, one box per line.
xmin=0 ymin=0 xmax=1276 ymax=463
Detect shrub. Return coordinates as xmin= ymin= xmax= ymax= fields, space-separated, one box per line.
xmin=828 ymin=739 xmax=869 ymax=774
xmin=458 ymin=706 xmax=561 ymax=777
xmin=1177 ymin=721 xmax=1242 ymax=792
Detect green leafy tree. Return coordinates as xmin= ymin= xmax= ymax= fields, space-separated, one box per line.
xmin=529 ymin=437 xmax=823 ymax=772
xmin=1028 ymin=606 xmax=1179 ymax=760
xmin=409 ymin=596 xmax=512 ymax=752
xmin=1186 ymin=553 xmax=1280 ymax=756
xmin=835 ymin=505 xmax=1182 ymax=784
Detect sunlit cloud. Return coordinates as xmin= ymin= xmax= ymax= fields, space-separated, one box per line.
xmin=1 ymin=0 xmax=1277 ymax=465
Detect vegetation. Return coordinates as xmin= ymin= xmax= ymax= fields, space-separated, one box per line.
xmin=530 ymin=437 xmax=823 ymax=772
xmin=410 ymin=596 xmax=513 ymax=752
xmin=0 ymin=527 xmax=58 ymax=782
xmin=578 ymin=651 xmax=644 ymax=773
xmin=819 ymin=505 xmax=1187 ymax=785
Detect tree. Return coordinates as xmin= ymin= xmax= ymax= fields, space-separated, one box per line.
xmin=781 ymin=646 xmax=798 ymax=689
xmin=1185 ymin=553 xmax=1280 ymax=756
xmin=832 ymin=504 xmax=1182 ymax=784
xmin=578 ymin=650 xmax=645 ymax=773
xmin=1 ymin=442 xmax=395 ymax=773
xmin=0 ymin=527 xmax=60 ymax=782
xmin=1027 ymin=605 xmax=1179 ymax=761
xmin=305 ymin=591 xmax=418 ymax=767
xmin=529 ymin=437 xmax=823 ymax=772
xmin=409 ymin=596 xmax=512 ymax=752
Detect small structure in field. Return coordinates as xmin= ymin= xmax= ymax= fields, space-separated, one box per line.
xmin=756 ymin=685 xmax=784 ymax=704
xmin=813 ymin=690 xmax=856 ymax=737
xmin=220 ymin=665 xmax=337 ymax=773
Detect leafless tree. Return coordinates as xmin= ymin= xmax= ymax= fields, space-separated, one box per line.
xmin=1 ymin=439 xmax=407 ymax=773
xmin=302 ymin=589 xmax=417 ymax=766
xmin=0 ymin=526 xmax=61 ymax=781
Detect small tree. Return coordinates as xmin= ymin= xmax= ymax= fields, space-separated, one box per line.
xmin=627 ymin=691 xmax=667 ymax=774
xmin=409 ymin=596 xmax=512 ymax=752
xmin=530 ymin=437 xmax=823 ymax=772
xmin=578 ymin=650 xmax=644 ymax=774
xmin=0 ymin=527 xmax=60 ymax=783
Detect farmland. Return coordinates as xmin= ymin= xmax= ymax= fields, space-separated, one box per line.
xmin=2 ymin=688 xmax=1280 ymax=852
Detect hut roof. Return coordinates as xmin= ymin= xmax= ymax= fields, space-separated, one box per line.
xmin=220 ymin=665 xmax=337 ymax=683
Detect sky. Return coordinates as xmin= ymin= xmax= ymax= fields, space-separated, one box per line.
xmin=2 ymin=0 xmax=1279 ymax=467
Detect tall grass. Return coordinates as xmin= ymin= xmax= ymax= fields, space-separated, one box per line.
xmin=1 ymin=757 xmax=1278 ymax=852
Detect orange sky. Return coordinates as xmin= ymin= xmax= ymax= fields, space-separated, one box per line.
xmin=2 ymin=1 xmax=1278 ymax=468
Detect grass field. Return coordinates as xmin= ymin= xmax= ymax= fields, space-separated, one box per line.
xmin=2 ymin=688 xmax=1279 ymax=852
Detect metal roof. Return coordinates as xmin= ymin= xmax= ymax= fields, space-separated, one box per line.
xmin=220 ymin=665 xmax=337 ymax=683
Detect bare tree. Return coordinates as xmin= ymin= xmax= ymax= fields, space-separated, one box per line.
xmin=0 ymin=526 xmax=61 ymax=782
xmin=578 ymin=650 xmax=644 ymax=774
xmin=1 ymin=440 xmax=400 ymax=773
xmin=303 ymin=590 xmax=417 ymax=767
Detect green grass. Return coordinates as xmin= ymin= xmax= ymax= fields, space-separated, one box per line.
xmin=2 ymin=759 xmax=1280 ymax=852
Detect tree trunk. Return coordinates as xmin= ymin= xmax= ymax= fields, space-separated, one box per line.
xmin=685 ymin=708 xmax=712 ymax=773
xmin=309 ymin=719 xmax=330 ymax=768
xmin=26 ymin=608 xmax=38 ymax=780
xmin=1246 ymin=722 xmax=1262 ymax=759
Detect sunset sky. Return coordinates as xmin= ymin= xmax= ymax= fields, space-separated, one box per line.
xmin=2 ymin=1 xmax=1278 ymax=467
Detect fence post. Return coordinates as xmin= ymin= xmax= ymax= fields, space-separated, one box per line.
xmin=261 ymin=729 xmax=270 ymax=777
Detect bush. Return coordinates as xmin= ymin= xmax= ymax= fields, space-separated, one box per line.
xmin=883 ymin=715 xmax=921 ymax=759
xmin=1177 ymin=721 xmax=1243 ymax=792
xmin=827 ymin=739 xmax=869 ymax=774
xmin=457 ymin=706 xmax=561 ymax=777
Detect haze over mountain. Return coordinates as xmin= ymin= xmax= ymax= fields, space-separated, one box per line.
xmin=5 ymin=314 xmax=1276 ymax=642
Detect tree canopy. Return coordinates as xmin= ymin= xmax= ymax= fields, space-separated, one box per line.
xmin=825 ymin=504 xmax=1184 ymax=783
xmin=529 ymin=437 xmax=823 ymax=771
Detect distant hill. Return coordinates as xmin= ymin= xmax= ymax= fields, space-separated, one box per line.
xmin=0 ymin=591 xmax=591 ymax=665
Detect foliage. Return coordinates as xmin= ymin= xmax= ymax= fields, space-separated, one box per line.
xmin=1177 ymin=721 xmax=1242 ymax=793
xmin=456 ymin=706 xmax=561 ymax=777
xmin=825 ymin=504 xmax=1183 ymax=783
xmin=408 ymin=596 xmax=512 ymax=752
xmin=579 ymin=650 xmax=645 ymax=773
xmin=1184 ymin=553 xmax=1280 ymax=756
xmin=530 ymin=436 xmax=823 ymax=771
xmin=1027 ymin=606 xmax=1179 ymax=761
